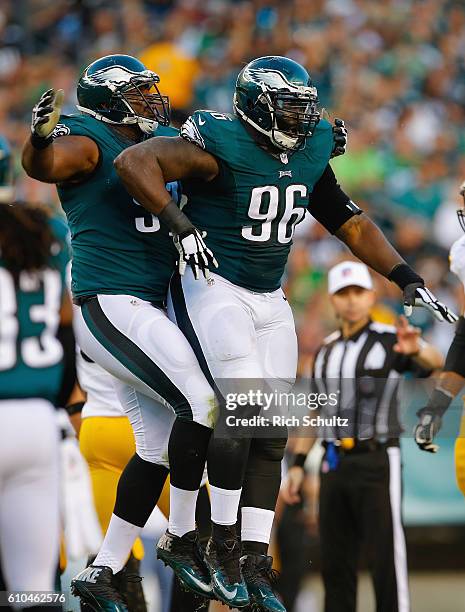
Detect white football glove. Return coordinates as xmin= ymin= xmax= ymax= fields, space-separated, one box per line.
xmin=57 ymin=410 xmax=102 ymax=560
xmin=403 ymin=283 xmax=458 ymax=323
xmin=31 ymin=88 xmax=64 ymax=141
xmin=173 ymin=228 xmax=218 ymax=280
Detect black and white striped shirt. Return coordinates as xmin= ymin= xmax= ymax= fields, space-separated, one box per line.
xmin=312 ymin=319 xmax=430 ymax=441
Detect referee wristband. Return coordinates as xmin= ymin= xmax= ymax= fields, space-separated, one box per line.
xmin=292 ymin=453 xmax=307 ymax=469
xmin=388 ymin=263 xmax=424 ymax=290
xmin=65 ymin=401 xmax=85 ymax=417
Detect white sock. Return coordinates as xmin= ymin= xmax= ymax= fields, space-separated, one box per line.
xmin=210 ymin=484 xmax=242 ymax=525
xmin=93 ymin=514 xmax=141 ymax=574
xmin=241 ymin=507 xmax=275 ymax=544
xmin=168 ymin=485 xmax=199 ymax=537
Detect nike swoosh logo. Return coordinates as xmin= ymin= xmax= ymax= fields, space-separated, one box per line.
xmin=215 ymin=578 xmax=238 ymax=600
xmin=198 ymin=117 xmax=206 ymax=126
xmin=182 ymin=570 xmax=212 ymax=593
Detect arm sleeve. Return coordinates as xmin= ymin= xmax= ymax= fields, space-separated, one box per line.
xmin=179 ymin=111 xmax=218 ymax=156
xmin=308 ymin=164 xmax=362 ymax=234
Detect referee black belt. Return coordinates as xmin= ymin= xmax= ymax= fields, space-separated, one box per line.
xmin=323 ymin=439 xmax=399 ymax=454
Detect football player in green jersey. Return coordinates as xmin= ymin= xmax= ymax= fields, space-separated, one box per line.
xmin=116 ymin=55 xmax=457 ymax=611
xmin=22 ymin=55 xmax=223 ymax=611
xmin=0 ymin=201 xmax=88 ymax=601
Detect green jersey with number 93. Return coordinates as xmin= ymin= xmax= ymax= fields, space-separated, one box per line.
xmin=180 ymin=110 xmax=334 ymax=292
xmin=55 ymin=114 xmax=179 ymax=304
xmin=0 ymin=216 xmax=69 ymax=402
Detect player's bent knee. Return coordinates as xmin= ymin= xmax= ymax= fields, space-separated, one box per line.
xmin=135 ymin=444 xmax=170 ymax=468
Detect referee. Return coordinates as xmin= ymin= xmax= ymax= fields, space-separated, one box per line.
xmin=281 ymin=260 xmax=444 ymax=612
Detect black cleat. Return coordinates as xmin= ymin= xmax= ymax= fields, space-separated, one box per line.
xmin=241 ymin=554 xmax=286 ymax=612
xmin=71 ymin=565 xmax=129 ymax=612
xmin=157 ymin=529 xmax=213 ymax=598
xmin=204 ymin=526 xmax=249 ymax=609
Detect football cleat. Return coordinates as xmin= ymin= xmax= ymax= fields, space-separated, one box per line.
xmin=156 ymin=529 xmax=213 ymax=598
xmin=71 ymin=565 xmax=129 ymax=612
xmin=204 ymin=527 xmax=249 ymax=609
xmin=241 ymin=553 xmax=286 ymax=612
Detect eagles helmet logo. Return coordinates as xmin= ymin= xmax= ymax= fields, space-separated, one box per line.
xmin=51 ymin=124 xmax=71 ymax=138
xmin=243 ymin=66 xmax=318 ymax=97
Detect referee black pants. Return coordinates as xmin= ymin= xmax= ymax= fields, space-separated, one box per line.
xmin=319 ymin=445 xmax=410 ymax=612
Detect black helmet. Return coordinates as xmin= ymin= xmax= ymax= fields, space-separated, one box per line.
xmin=77 ymin=54 xmax=170 ymax=134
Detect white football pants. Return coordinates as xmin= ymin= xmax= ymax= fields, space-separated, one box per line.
xmin=0 ymin=399 xmax=60 ymax=592
xmin=74 ymin=294 xmax=215 ymax=466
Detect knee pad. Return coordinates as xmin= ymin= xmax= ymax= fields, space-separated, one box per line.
xmin=203 ymin=304 xmax=255 ymax=363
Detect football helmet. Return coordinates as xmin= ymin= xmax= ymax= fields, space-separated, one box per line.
xmin=233 ymin=56 xmax=320 ymax=151
xmin=77 ymin=54 xmax=170 ymax=134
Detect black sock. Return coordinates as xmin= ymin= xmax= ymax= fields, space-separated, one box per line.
xmin=168 ymin=418 xmax=212 ymax=490
xmin=207 ymin=436 xmax=253 ymax=489
xmin=212 ymin=522 xmax=238 ymax=541
xmin=242 ymin=541 xmax=268 ymax=556
xmin=114 ymin=453 xmax=169 ymax=527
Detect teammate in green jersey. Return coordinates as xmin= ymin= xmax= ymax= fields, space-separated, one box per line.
xmin=0 ymin=201 xmax=77 ymax=600
xmin=22 ymin=55 xmax=222 ymax=612
xmin=116 ymin=55 xmax=457 ymax=611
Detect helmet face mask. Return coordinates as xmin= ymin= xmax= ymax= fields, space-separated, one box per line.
xmin=234 ymin=56 xmax=320 ymax=152
xmin=77 ymin=55 xmax=170 ymax=134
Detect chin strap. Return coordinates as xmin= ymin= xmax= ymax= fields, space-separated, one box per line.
xmin=233 ymin=97 xmax=300 ymax=152
xmin=76 ymin=105 xmax=158 ymax=134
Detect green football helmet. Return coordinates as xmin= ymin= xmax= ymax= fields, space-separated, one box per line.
xmin=233 ymin=56 xmax=320 ymax=151
xmin=77 ymin=54 xmax=170 ymax=134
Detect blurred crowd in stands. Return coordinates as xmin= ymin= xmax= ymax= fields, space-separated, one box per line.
xmin=1 ymin=0 xmax=464 ymax=365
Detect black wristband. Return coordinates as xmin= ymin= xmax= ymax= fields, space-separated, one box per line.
xmin=388 ymin=263 xmax=424 ymax=290
xmin=158 ymin=198 xmax=194 ymax=235
xmin=292 ymin=453 xmax=307 ymax=468
xmin=65 ymin=401 xmax=84 ymax=416
xmin=30 ymin=132 xmax=53 ymax=150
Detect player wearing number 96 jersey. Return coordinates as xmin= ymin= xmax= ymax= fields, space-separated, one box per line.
xmin=115 ymin=54 xmax=456 ymax=610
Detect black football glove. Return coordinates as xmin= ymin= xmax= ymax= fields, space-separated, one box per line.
xmin=414 ymin=408 xmax=443 ymax=453
xmin=331 ymin=118 xmax=347 ymax=158
xmin=31 ymin=88 xmax=64 ymax=148
xmin=403 ymin=283 xmax=458 ymax=323
xmin=173 ymin=228 xmax=218 ymax=280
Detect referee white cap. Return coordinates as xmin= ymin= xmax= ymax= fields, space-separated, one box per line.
xmin=328 ymin=261 xmax=373 ymax=295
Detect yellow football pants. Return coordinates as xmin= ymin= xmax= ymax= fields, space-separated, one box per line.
xmin=455 ymin=412 xmax=465 ymax=498
xmin=79 ymin=416 xmax=171 ymax=561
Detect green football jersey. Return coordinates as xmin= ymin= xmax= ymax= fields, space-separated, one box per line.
xmin=55 ymin=115 xmax=179 ymax=304
xmin=0 ymin=216 xmax=70 ymax=402
xmin=180 ymin=111 xmax=334 ymax=292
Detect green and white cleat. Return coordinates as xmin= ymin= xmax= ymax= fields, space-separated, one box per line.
xmin=204 ymin=529 xmax=249 ymax=609
xmin=156 ymin=529 xmax=213 ymax=598
xmin=241 ymin=553 xmax=286 ymax=612
xmin=71 ymin=565 xmax=129 ymax=612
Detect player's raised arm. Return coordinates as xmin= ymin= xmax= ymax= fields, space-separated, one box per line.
xmin=308 ymin=164 xmax=457 ymax=323
xmin=115 ymin=135 xmax=219 ymax=279
xmin=22 ymin=89 xmax=99 ymax=183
